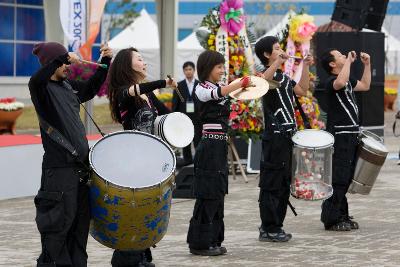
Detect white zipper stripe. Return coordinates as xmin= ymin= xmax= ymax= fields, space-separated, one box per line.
xmin=336 ymin=93 xmax=357 ymax=125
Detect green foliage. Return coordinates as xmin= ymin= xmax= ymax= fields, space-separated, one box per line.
xmin=104 ymin=0 xmax=139 ymax=41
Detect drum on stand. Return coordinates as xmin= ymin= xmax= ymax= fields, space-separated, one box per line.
xmin=348 ymin=130 xmax=388 ymax=195
xmin=291 ymin=130 xmax=334 ymax=201
xmin=89 ymin=131 xmax=176 ymax=250
xmin=154 ymin=112 xmax=194 ymax=148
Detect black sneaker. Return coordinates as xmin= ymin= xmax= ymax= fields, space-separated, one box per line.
xmin=218 ymin=246 xmax=227 ymax=254
xmin=259 ymin=228 xmax=292 ymax=242
xmin=189 ymin=246 xmax=224 ymax=256
xmin=138 ymin=262 xmax=155 ymax=267
xmin=345 ymin=216 xmax=359 ymax=230
xmin=325 ymin=221 xmax=351 ymax=231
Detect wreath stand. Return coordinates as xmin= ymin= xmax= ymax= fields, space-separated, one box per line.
xmin=228 ymin=137 xmax=248 ymax=183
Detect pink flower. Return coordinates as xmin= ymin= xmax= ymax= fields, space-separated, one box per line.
xmin=297 ymin=22 xmax=317 ymax=38
xmin=219 ymin=0 xmax=245 ymax=35
xmin=229 ymin=111 xmax=238 ymax=120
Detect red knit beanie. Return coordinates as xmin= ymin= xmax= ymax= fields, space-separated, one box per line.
xmin=32 ymin=42 xmax=68 ymax=66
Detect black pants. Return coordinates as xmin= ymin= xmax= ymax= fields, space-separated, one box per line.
xmin=35 ymin=167 xmax=90 ymax=267
xmin=187 ymin=137 xmax=228 ymax=249
xmin=259 ymin=133 xmax=293 ymax=233
xmin=321 ymin=133 xmax=358 ymax=227
xmin=182 ymin=121 xmax=201 ymax=164
xmin=187 ymin=198 xmax=225 ymax=249
xmin=111 ymin=248 xmax=152 ymax=267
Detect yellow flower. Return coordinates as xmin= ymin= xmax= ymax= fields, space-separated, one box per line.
xmin=232 ymin=55 xmax=239 ymax=61
xmin=238 ymin=55 xmax=244 ymax=61
xmin=209 ymin=46 xmax=215 ymax=51
xmin=289 ymin=14 xmax=316 ymax=43
xmin=209 ymin=34 xmax=216 ymax=40
xmin=385 ymin=88 xmax=398 ymax=95
xmin=227 ymin=36 xmax=232 ymax=42
xmin=208 ymin=39 xmax=214 ymax=45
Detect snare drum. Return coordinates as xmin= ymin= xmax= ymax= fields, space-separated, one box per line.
xmin=348 ymin=131 xmax=388 ymax=195
xmin=89 ymin=131 xmax=176 ymax=250
xmin=154 ymin=112 xmax=194 ymax=148
xmin=291 ymin=130 xmax=334 ymax=201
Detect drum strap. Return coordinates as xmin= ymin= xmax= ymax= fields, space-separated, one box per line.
xmin=294 ymin=94 xmax=311 ymax=129
xmin=288 ymin=200 xmax=298 ymax=216
xmin=37 ymin=115 xmax=90 ymax=171
xmin=393 ymin=111 xmax=400 ymax=137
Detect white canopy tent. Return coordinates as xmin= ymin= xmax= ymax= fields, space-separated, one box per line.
xmin=177 ymin=31 xmax=204 ymax=80
xmin=108 ymin=9 xmax=160 ymax=80
xmin=108 ymin=9 xmax=204 ymax=81
xmin=382 ymin=27 xmax=400 ymax=75
xmin=256 ymin=10 xmax=296 ymax=42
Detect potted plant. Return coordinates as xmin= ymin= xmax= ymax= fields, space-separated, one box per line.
xmin=384 ymin=77 xmax=398 ymax=111
xmin=0 ymin=97 xmax=24 ymax=135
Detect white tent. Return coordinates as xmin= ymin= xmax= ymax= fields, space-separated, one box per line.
xmin=177 ymin=31 xmax=204 ymax=80
xmin=256 ymin=10 xmax=296 ymax=42
xmin=108 ymin=9 xmax=160 ymax=80
xmin=382 ymin=27 xmax=400 ymax=74
xmin=109 ymin=9 xmax=205 ymax=81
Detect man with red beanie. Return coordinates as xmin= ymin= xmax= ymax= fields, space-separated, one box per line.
xmin=29 ymin=41 xmax=112 ymax=267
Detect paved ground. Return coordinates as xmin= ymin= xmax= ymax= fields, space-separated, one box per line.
xmin=1 ymin=111 xmax=399 ymax=267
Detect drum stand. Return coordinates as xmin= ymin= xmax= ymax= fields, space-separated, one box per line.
xmin=228 ymin=137 xmax=249 ymax=183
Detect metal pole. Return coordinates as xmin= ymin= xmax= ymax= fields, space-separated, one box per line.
xmin=156 ymin=0 xmax=178 ymax=80
xmin=84 ymin=0 xmax=94 ymax=134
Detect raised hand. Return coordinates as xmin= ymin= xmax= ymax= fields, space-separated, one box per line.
xmin=100 ymin=44 xmax=113 ymax=58
xmin=360 ymin=52 xmax=370 ymax=65
xmin=303 ymin=54 xmax=314 ymax=66
xmin=347 ymin=51 xmax=357 ymax=63
xmin=67 ymin=52 xmax=80 ymax=64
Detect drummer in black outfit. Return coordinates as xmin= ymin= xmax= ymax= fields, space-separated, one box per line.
xmin=254 ymin=36 xmax=312 ymax=242
xmin=172 ymin=61 xmax=200 ymax=166
xmin=186 ymin=50 xmax=251 ymax=256
xmin=319 ymin=49 xmax=371 ymax=231
xmin=30 ymin=42 xmax=112 ymax=267
xmin=108 ymin=47 xmax=177 ymax=267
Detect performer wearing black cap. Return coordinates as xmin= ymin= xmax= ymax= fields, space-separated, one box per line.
xmin=30 ymin=42 xmax=112 ymax=266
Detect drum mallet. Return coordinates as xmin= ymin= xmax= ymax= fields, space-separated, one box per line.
xmin=167 ymin=75 xmax=184 ymax=102
xmin=79 ymin=59 xmax=108 ymax=69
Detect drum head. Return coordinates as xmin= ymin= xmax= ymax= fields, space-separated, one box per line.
xmin=89 ymin=131 xmax=176 ymax=188
xmin=292 ymin=129 xmax=334 ymax=148
xmin=163 ymin=112 xmax=194 ymax=148
xmin=362 ymin=137 xmax=388 ymax=153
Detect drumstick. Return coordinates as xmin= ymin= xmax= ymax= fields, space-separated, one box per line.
xmin=79 ymin=59 xmax=108 ymax=69
xmin=167 ymin=75 xmax=184 ymax=102
xmin=289 ymin=55 xmax=303 ymax=60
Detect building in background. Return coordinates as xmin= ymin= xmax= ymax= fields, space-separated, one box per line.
xmin=1 ymin=0 xmax=400 ymax=100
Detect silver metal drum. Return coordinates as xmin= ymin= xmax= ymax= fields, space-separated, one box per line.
xmin=291 ymin=130 xmax=334 ymax=201
xmin=348 ymin=131 xmax=388 ymax=195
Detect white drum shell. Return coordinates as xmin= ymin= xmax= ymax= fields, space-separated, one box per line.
xmin=154 ymin=112 xmax=194 ymax=148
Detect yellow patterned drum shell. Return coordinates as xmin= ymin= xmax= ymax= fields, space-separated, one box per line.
xmin=88 ymin=131 xmax=176 ymax=250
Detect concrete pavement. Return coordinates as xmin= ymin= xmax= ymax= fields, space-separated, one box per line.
xmin=1 ymin=112 xmax=399 ymax=267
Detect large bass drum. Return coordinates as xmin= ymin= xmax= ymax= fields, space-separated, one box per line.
xmin=348 ymin=131 xmax=388 ymax=195
xmin=89 ymin=131 xmax=176 ymax=250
